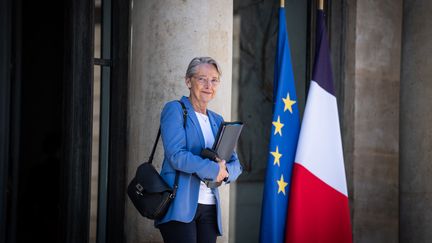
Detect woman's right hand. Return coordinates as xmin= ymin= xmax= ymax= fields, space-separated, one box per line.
xmin=216 ymin=160 xmax=229 ymax=182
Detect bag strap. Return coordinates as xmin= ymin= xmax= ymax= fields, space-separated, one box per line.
xmin=148 ymin=100 xmax=187 ymax=196
xmin=172 ymin=101 xmax=187 ymax=196
xmin=148 ymin=101 xmax=187 ymax=163
xmin=148 ymin=129 xmax=161 ymax=164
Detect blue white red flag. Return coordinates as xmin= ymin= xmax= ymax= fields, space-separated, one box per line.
xmin=285 ymin=9 xmax=353 ymax=243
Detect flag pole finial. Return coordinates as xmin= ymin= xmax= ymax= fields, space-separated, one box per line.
xmin=281 ymin=0 xmax=284 ymax=8
xmin=318 ymin=0 xmax=324 ymax=10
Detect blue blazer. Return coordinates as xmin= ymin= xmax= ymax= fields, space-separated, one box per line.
xmin=155 ymin=96 xmax=243 ymax=235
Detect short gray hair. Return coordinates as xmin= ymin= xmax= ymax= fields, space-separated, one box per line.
xmin=185 ymin=57 xmax=222 ymax=79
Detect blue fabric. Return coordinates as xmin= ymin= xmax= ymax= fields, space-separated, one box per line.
xmin=312 ymin=10 xmax=335 ymax=95
xmin=155 ymin=96 xmax=243 ymax=235
xmin=259 ymin=7 xmax=300 ymax=243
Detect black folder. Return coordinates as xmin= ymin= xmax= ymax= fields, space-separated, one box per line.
xmin=212 ymin=121 xmax=244 ymax=161
xmin=200 ymin=121 xmax=244 ymax=188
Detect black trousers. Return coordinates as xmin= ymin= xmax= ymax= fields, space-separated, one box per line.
xmin=158 ymin=204 xmax=219 ymax=243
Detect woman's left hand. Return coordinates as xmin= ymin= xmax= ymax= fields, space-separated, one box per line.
xmin=216 ymin=160 xmax=229 ymax=182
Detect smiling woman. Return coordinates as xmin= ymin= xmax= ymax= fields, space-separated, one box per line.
xmin=152 ymin=57 xmax=243 ymax=243
xmin=186 ymin=60 xmax=221 ymax=114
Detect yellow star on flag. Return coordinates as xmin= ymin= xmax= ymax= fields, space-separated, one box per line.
xmin=282 ymin=92 xmax=296 ymax=113
xmin=272 ymin=116 xmax=284 ymax=136
xmin=270 ymin=146 xmax=282 ymax=167
xmin=277 ymin=174 xmax=288 ymax=195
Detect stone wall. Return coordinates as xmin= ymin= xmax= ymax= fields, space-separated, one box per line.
xmin=346 ymin=1 xmax=403 ymax=242
xmin=400 ymin=0 xmax=432 ymax=242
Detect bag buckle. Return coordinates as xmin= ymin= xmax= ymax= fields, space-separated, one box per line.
xmin=135 ymin=183 xmax=144 ymax=196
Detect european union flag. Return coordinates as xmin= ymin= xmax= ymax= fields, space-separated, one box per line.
xmin=259 ymin=4 xmax=300 ymax=243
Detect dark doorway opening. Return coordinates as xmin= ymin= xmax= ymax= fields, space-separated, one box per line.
xmin=1 ymin=0 xmax=129 ymax=242
xmin=2 ymin=0 xmax=95 ymax=242
xmin=14 ymin=0 xmax=65 ymax=242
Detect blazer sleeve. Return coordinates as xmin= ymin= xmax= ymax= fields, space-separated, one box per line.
xmin=225 ymin=150 xmax=243 ymax=183
xmin=160 ymin=101 xmax=219 ymax=181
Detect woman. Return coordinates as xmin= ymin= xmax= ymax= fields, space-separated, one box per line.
xmin=156 ymin=57 xmax=243 ymax=243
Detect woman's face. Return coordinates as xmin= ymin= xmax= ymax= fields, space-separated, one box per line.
xmin=186 ymin=63 xmax=220 ymax=105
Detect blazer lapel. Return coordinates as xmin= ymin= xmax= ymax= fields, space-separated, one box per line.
xmin=207 ymin=111 xmax=219 ymax=138
xmin=181 ymin=96 xmax=205 ymax=148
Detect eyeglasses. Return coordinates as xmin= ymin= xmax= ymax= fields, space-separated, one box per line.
xmin=193 ymin=76 xmax=220 ymax=86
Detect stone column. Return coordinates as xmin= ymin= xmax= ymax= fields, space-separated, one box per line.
xmin=343 ymin=1 xmax=403 ymax=242
xmin=400 ymin=1 xmax=432 ymax=242
xmin=126 ymin=1 xmax=233 ymax=242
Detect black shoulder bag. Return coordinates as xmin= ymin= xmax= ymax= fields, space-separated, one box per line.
xmin=127 ymin=101 xmax=187 ymax=220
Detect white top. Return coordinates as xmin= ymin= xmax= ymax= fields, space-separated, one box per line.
xmin=195 ymin=111 xmax=216 ymax=205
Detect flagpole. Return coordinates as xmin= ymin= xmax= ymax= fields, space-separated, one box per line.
xmin=281 ymin=0 xmax=284 ymax=8
xmin=318 ymin=0 xmax=324 ymax=10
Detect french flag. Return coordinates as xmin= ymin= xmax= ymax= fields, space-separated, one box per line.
xmin=285 ymin=10 xmax=353 ymax=243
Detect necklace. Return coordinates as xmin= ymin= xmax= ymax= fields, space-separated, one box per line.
xmin=196 ymin=112 xmax=208 ymax=123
